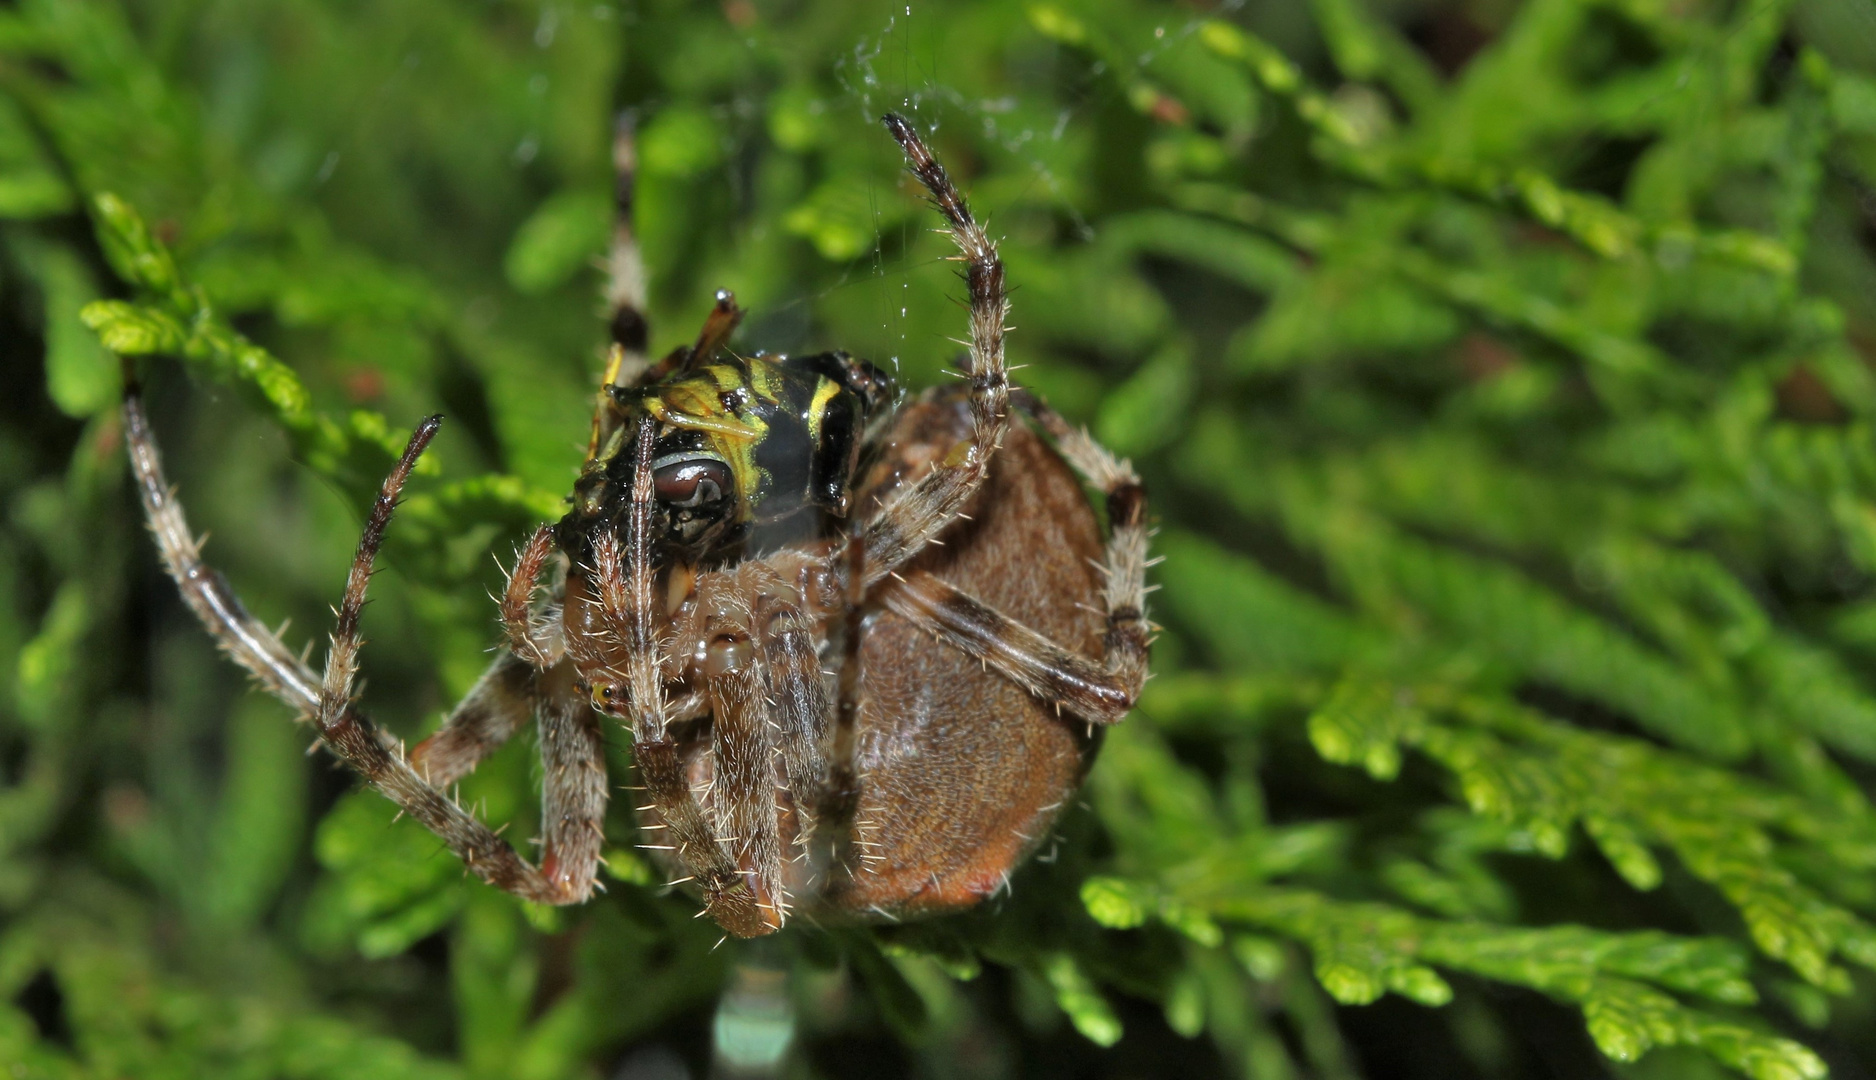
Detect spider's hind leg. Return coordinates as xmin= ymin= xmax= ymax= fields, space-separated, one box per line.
xmin=876 ymin=398 xmax=1152 ymax=726
xmin=694 ymin=572 xmax=786 ymax=929
xmin=742 ymin=554 xmax=850 ymax=911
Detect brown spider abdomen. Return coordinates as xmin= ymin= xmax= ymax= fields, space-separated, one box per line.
xmin=830 ymin=388 xmax=1106 ymax=918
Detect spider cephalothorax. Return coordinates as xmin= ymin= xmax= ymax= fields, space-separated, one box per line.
xmin=125 ymin=112 xmax=1152 ymax=942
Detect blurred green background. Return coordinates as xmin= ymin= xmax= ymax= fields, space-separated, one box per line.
xmin=12 ymin=0 xmax=1876 ymax=1076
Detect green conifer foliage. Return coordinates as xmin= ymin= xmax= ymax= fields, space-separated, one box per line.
xmin=9 ymin=0 xmax=1876 ymax=1075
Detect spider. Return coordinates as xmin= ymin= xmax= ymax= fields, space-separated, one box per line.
xmin=122 ymin=113 xmax=1152 ymax=939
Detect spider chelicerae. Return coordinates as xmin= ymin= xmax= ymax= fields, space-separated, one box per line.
xmin=123 ymin=113 xmax=1153 ymax=939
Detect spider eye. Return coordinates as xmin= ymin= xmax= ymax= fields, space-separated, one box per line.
xmin=651 ymin=456 xmax=733 ymax=508
xmin=591 ymin=683 xmax=619 ymax=711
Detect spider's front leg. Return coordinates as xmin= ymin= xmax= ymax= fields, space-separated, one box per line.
xmin=695 ymin=553 xmax=858 ymax=922
xmin=311 ymin=417 xmax=618 ymax=904
xmin=642 ymin=547 xmax=877 ymax=932
xmin=127 ymin=382 xmax=602 ymax=906
xmin=688 ymin=566 xmax=793 ymax=929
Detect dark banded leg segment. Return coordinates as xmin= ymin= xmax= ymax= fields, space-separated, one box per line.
xmin=589 ymin=109 xmax=653 ymax=460
xmin=821 ymin=528 xmax=868 ymax=890
xmin=606 ymin=110 xmax=649 ymax=372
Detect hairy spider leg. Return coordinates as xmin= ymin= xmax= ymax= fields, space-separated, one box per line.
xmin=859 ymin=114 xmax=1011 ymax=586
xmin=1023 ymin=398 xmax=1154 ymax=710
xmin=661 ymin=537 xmax=874 ymax=935
xmin=875 ymin=399 xmax=1152 ymax=726
xmin=731 ymin=557 xmax=834 ymax=875
xmin=881 ymin=570 xmax=1139 ymax=725
xmin=124 ymin=382 xmax=323 ymax=712
xmin=127 ymin=388 xmax=594 ymax=903
xmin=692 ymin=568 xmax=786 ymax=929
xmin=409 ymin=651 xmax=540 ymax=786
xmin=586 ymin=417 xmax=761 ymax=934
xmin=418 ymin=531 xmax=630 ymax=891
xmin=533 ymin=661 xmax=610 ymax=899
xmin=499 ymin=524 xmax=562 ymax=667
xmin=312 ymin=415 xmax=617 ymax=904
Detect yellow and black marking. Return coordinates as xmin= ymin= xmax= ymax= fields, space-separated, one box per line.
xmin=559 ymin=346 xmax=891 ymax=567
